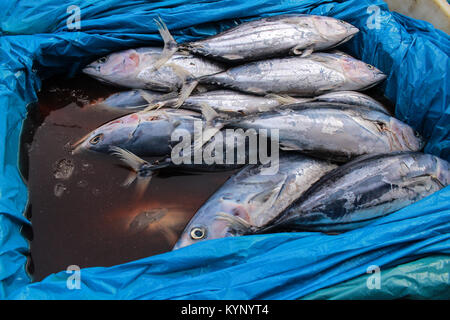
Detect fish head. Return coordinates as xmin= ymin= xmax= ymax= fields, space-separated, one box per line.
xmin=311 ymin=16 xmax=359 ymax=45
xmin=327 ymin=51 xmax=386 ymax=89
xmin=72 ymin=113 xmax=142 ymax=154
xmin=83 ymin=49 xmax=141 ymax=86
xmin=389 ymin=118 xmax=424 ymax=152
xmin=173 ymin=200 xmax=252 ymax=250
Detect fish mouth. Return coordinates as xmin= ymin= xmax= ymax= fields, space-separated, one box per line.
xmin=333 ymin=28 xmax=359 ymax=47
xmin=347 ymin=25 xmax=359 ymax=37
xmin=82 ymin=65 xmax=97 ymax=76
xmin=70 ymin=133 xmax=91 ymax=155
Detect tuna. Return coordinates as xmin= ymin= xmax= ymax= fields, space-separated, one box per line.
xmin=173 ymin=153 xmax=337 ymax=249
xmin=83 ymin=47 xmax=225 ymax=90
xmin=258 ymin=152 xmax=449 ymax=233
xmin=170 ymin=51 xmax=386 ymax=108
xmin=154 ymin=14 xmax=358 ymax=66
xmin=229 ymin=103 xmax=423 ymax=162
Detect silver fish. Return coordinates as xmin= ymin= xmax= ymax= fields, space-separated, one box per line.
xmin=154 ymin=14 xmax=358 ymax=66
xmin=176 ymin=90 xmax=308 ymax=116
xmin=198 ymin=51 xmax=386 ymax=97
xmin=98 ymin=90 xmax=172 ymax=110
xmin=173 ymin=153 xmax=337 ymax=249
xmin=230 ymin=104 xmax=423 ymax=162
xmin=261 ymin=152 xmax=449 ymax=233
xmin=96 ymin=89 xmax=308 ymax=116
xmin=108 ymin=127 xmax=266 ymax=192
xmin=83 ymin=47 xmax=225 ymax=90
xmin=312 ymin=91 xmax=391 ymax=115
xmin=71 ymin=108 xmax=205 ymax=157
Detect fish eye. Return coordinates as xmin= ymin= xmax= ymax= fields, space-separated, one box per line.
xmin=97 ymin=57 xmax=108 ymax=64
xmin=89 ymin=133 xmax=104 ymax=145
xmin=190 ymin=227 xmax=206 ymax=240
xmin=367 ymin=64 xmax=375 ymax=70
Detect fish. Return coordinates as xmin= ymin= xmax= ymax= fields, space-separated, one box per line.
xmin=228 ymin=103 xmax=423 ymax=162
xmin=71 ymin=107 xmax=222 ymax=157
xmin=94 ymin=89 xmax=307 ymax=115
xmin=83 ymin=47 xmax=225 ymax=90
xmin=173 ymin=153 xmax=337 ymax=249
xmin=258 ymin=152 xmax=449 ymax=233
xmin=171 ymin=90 xmax=308 ymax=116
xmin=97 ymin=89 xmax=174 ymax=110
xmin=153 ymin=14 xmax=359 ymax=67
xmin=171 ymin=51 xmax=386 ymax=107
xmin=108 ymin=126 xmax=275 ymax=193
xmin=312 ymin=91 xmax=391 ymax=115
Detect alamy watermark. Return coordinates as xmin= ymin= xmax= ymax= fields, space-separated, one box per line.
xmin=366 ymin=265 xmax=381 ymax=290
xmin=67 ymin=5 xmax=81 ymax=30
xmin=366 ymin=5 xmax=382 ymax=30
xmin=66 ymin=265 xmax=81 ymax=290
xmin=170 ymin=120 xmax=280 ymax=175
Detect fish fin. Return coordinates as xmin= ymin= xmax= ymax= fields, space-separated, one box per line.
xmin=139 ymin=89 xmax=158 ymax=104
xmin=294 ymin=45 xmax=314 ymax=57
xmin=153 ymin=17 xmax=178 ymax=70
xmin=165 ymin=62 xmax=191 ymax=81
xmin=109 ymin=146 xmax=154 ymax=191
xmin=175 ymin=78 xmax=199 ymax=108
xmin=110 ymin=147 xmax=166 ymax=194
xmin=279 ymin=142 xmax=301 ymax=151
xmin=136 ymin=175 xmax=152 ymax=198
xmin=164 ymin=62 xmax=199 ymax=108
xmin=200 ymin=103 xmax=219 ymax=123
xmin=216 ymin=212 xmax=253 ymax=235
xmin=122 ymin=171 xmax=138 ymax=188
xmin=194 ymin=103 xmax=224 ymax=149
xmin=109 ymin=146 xmax=149 ymax=172
xmin=265 ymin=93 xmax=299 ymax=105
xmin=142 ymin=101 xmax=168 ymax=112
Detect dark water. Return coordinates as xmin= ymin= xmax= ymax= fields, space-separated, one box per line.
xmin=20 ymin=75 xmax=235 ymax=282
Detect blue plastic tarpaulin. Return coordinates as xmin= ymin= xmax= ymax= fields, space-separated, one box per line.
xmin=0 ymin=0 xmax=449 ymax=299
xmin=302 ymin=255 xmax=450 ymax=300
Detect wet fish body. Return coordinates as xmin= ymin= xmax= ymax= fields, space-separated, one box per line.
xmin=97 ymin=89 xmax=307 ymax=116
xmin=99 ymin=90 xmax=167 ymax=109
xmin=72 ymin=108 xmax=203 ymax=157
xmin=312 ymin=91 xmax=391 ymax=115
xmin=265 ymin=152 xmax=449 ymax=233
xmin=154 ymin=14 xmax=358 ymax=67
xmin=178 ymin=15 xmax=359 ymax=63
xmin=83 ymin=47 xmax=225 ymax=90
xmin=199 ymin=52 xmax=386 ymax=97
xmin=178 ymin=90 xmax=307 ymax=116
xmin=173 ymin=153 xmax=337 ymax=249
xmin=231 ymin=104 xmax=423 ymax=162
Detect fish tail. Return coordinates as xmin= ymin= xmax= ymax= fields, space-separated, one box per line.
xmin=109 ymin=146 xmax=149 ymax=172
xmin=153 ymin=16 xmax=179 ymax=70
xmin=109 ymin=146 xmax=169 ymax=193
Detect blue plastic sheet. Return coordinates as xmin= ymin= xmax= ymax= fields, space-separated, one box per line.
xmin=302 ymin=255 xmax=450 ymax=300
xmin=0 ymin=0 xmax=449 ymax=299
